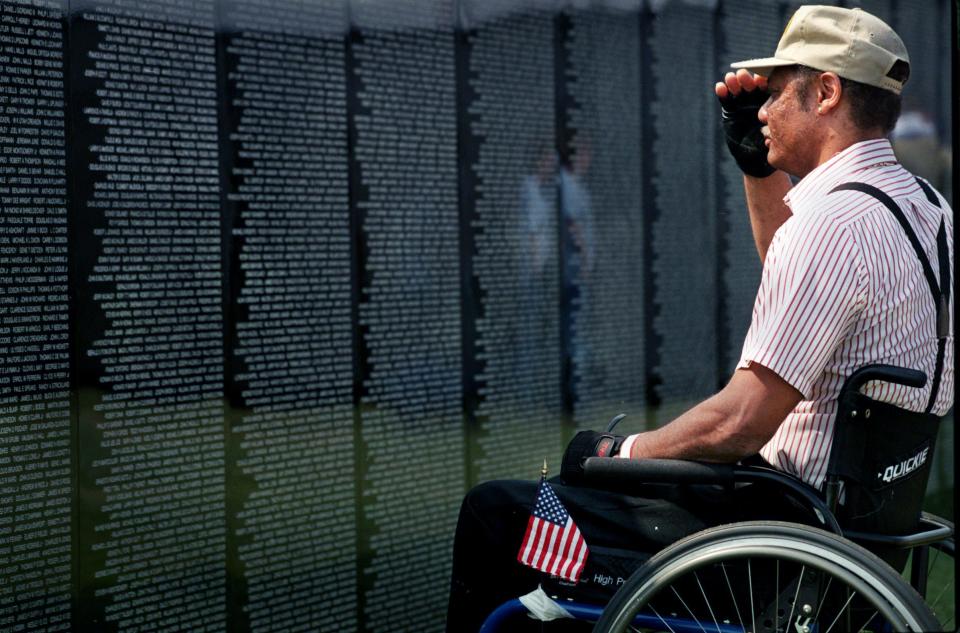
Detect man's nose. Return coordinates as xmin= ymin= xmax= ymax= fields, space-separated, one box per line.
xmin=758 ymin=99 xmax=770 ymax=124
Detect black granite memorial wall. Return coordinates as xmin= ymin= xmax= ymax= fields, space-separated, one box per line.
xmin=0 ymin=0 xmax=951 ymax=630
xmin=561 ymin=7 xmax=646 ymax=432
xmin=349 ymin=2 xmax=463 ymax=629
xmin=0 ymin=1 xmax=71 ymax=630
xmin=219 ymin=1 xmax=355 ymax=630
xmin=71 ymin=1 xmax=227 ymax=628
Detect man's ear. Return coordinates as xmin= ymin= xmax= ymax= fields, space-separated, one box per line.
xmin=816 ymin=72 xmax=842 ymax=115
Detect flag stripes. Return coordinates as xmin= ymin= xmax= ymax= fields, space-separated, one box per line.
xmin=516 ymin=479 xmax=588 ymax=582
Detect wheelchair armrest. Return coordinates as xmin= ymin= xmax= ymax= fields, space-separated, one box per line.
xmin=839 ymin=364 xmax=926 ymax=399
xmin=582 ymin=458 xmax=844 ymax=535
xmin=582 ymin=457 xmax=735 ymax=486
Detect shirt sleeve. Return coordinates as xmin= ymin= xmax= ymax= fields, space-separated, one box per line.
xmin=738 ymin=214 xmax=868 ymax=398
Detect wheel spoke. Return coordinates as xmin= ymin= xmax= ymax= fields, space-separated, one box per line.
xmin=648 ymin=602 xmax=678 ymax=633
xmin=823 ymin=589 xmax=857 ymax=633
xmin=694 ymin=570 xmax=722 ymax=633
xmin=671 ymin=585 xmax=708 ymax=633
xmin=928 ymin=545 xmax=941 ymax=573
xmin=785 ymin=565 xmax=805 ymax=633
xmin=854 ymin=609 xmax=878 ymax=632
xmin=748 ymin=559 xmax=756 ymax=633
xmin=813 ymin=576 xmax=833 ymax=623
xmin=928 ymin=575 xmax=952 ymax=611
xmin=720 ymin=563 xmax=746 ymax=633
xmin=775 ymin=560 xmax=779 ymax=633
xmin=925 ymin=544 xmax=953 ymax=617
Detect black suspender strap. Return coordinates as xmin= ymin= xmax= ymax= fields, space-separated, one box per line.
xmin=912 ymin=178 xmax=951 ymax=337
xmin=831 ymin=182 xmax=943 ymax=311
xmin=916 ymin=176 xmax=941 ymax=207
xmin=936 ymin=219 xmax=951 ymax=330
xmin=928 ymin=330 xmax=948 ymax=413
xmin=829 ymin=179 xmax=950 ymax=414
xmin=930 ymin=217 xmax=951 ymax=414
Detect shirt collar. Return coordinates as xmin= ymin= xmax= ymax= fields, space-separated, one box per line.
xmin=783 ymin=139 xmax=899 ymax=214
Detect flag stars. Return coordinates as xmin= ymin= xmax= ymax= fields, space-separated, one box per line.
xmin=533 ymin=485 xmax=569 ymax=525
xmin=517 ymin=479 xmax=589 ymax=583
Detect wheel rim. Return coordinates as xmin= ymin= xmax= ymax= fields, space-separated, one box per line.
xmin=609 ymin=535 xmax=931 ymax=632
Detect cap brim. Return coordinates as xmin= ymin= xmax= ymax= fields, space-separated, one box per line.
xmin=729 ymin=56 xmax=797 ymax=78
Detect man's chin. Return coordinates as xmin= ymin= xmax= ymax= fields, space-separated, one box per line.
xmin=766 ymin=151 xmax=785 ymax=173
xmin=768 ymin=156 xmax=803 ymax=179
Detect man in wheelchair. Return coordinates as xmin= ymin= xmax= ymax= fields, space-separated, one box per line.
xmin=445 ymin=6 xmax=953 ymax=632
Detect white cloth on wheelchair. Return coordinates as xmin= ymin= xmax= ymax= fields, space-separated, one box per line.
xmin=518 ymin=585 xmax=574 ymax=621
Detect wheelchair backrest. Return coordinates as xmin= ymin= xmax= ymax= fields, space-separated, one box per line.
xmin=827 ymin=388 xmax=940 ymax=537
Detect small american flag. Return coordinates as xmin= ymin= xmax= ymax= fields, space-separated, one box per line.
xmin=516 ymin=477 xmax=589 ymax=582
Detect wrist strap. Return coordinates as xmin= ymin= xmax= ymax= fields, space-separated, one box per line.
xmin=618 ymin=434 xmax=640 ymax=459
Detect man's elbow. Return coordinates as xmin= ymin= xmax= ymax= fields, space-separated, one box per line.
xmin=712 ymin=369 xmax=796 ymax=460
xmin=715 ymin=413 xmax=778 ymax=461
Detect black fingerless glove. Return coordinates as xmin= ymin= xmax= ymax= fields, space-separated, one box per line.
xmin=719 ymin=88 xmax=775 ymax=178
xmin=561 ymin=430 xmax=626 ymax=485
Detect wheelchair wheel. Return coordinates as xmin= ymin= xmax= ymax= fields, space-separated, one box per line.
xmin=594 ymin=521 xmax=940 ymax=633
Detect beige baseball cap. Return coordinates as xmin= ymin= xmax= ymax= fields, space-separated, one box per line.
xmin=730 ymin=5 xmax=909 ymax=94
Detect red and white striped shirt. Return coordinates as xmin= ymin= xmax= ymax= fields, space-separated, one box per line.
xmin=738 ymin=139 xmax=954 ymax=490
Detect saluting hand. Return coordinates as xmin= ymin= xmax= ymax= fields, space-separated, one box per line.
xmin=716 ymin=69 xmax=774 ymax=178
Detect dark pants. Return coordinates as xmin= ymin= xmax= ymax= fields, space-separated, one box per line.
xmin=446 ymin=471 xmax=812 ymax=632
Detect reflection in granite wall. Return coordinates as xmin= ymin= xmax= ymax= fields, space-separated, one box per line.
xmin=563 ymin=7 xmax=646 ymax=433
xmin=350 ymin=2 xmax=464 ymax=629
xmin=463 ymin=7 xmax=564 ymax=483
xmin=647 ymin=1 xmax=718 ymax=422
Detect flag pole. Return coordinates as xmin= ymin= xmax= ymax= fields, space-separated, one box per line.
xmin=541 ymin=458 xmax=548 ymax=481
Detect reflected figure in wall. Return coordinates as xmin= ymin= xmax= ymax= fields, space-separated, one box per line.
xmin=516 ymin=144 xmax=559 ymax=383
xmin=559 ymin=141 xmax=596 ymax=402
xmin=891 ymin=103 xmax=952 ymax=204
xmin=521 ymin=143 xmax=557 ymax=279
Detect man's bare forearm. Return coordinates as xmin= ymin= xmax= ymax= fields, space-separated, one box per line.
xmin=744 ymin=172 xmax=793 ymax=263
xmin=624 ymin=365 xmax=803 ymax=463
xmin=624 ymin=394 xmax=758 ymax=463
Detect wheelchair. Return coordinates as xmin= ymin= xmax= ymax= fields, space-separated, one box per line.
xmin=481 ymin=364 xmax=955 ymax=632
